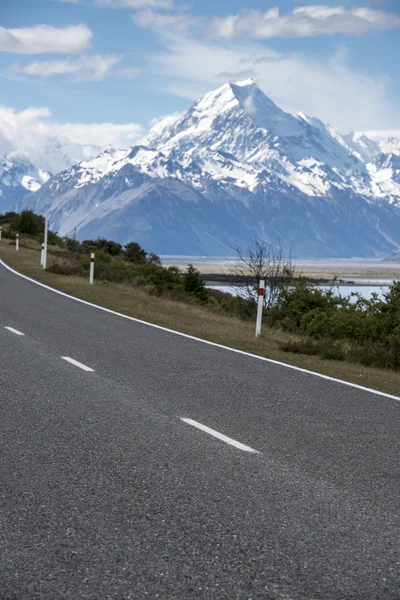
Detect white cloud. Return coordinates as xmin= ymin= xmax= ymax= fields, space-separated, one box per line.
xmin=364 ymin=129 xmax=400 ymax=141
xmin=209 ymin=5 xmax=400 ymax=39
xmin=58 ymin=121 xmax=143 ymax=146
xmin=0 ymin=24 xmax=92 ymax=55
xmin=145 ymin=35 xmax=399 ymax=131
xmin=95 ymin=0 xmax=174 ymax=8
xmin=0 ymin=105 xmax=143 ymax=172
xmin=132 ymin=9 xmax=199 ymax=33
xmin=14 ymin=54 xmax=122 ymax=82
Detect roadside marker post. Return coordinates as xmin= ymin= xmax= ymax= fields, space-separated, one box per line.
xmin=43 ymin=214 xmax=48 ymax=270
xmin=40 ymin=242 xmax=45 ymax=265
xmin=255 ymin=279 xmax=265 ymax=338
xmin=16 ymin=233 xmax=19 ymax=251
xmin=0 ymin=226 xmax=2 ymax=240
xmin=89 ymin=253 xmax=95 ymax=285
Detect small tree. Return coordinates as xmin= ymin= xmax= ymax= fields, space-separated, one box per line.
xmin=183 ymin=264 xmax=208 ymax=303
xmin=124 ymin=242 xmax=147 ymax=263
xmin=148 ymin=252 xmax=161 ymax=266
xmin=10 ymin=210 xmax=39 ymax=235
xmin=229 ymin=239 xmax=295 ymax=309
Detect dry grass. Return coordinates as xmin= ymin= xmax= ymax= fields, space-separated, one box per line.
xmin=2 ymin=237 xmax=400 ymax=397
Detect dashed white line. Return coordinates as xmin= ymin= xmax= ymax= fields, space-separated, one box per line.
xmin=181 ymin=418 xmax=260 ymax=453
xmin=4 ymin=326 xmax=24 ymax=336
xmin=61 ymin=357 xmax=94 ymax=372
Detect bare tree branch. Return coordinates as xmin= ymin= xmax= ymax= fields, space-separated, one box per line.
xmin=229 ymin=239 xmax=295 ymax=308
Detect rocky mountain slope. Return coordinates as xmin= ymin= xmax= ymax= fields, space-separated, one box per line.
xmin=16 ymin=80 xmax=400 ymax=257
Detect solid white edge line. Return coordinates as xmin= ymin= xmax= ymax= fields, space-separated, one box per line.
xmin=181 ymin=418 xmax=260 ymax=453
xmin=61 ymin=356 xmax=94 ymax=372
xmin=4 ymin=326 xmax=24 ymax=336
xmin=1 ymin=258 xmax=399 ymax=402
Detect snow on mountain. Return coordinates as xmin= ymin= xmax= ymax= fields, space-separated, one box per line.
xmin=380 ymin=137 xmax=400 ymax=157
xmin=15 ymin=80 xmax=400 ymax=257
xmin=0 ymin=130 xmax=106 ymax=212
xmin=341 ymin=131 xmax=380 ymax=163
xmin=345 ymin=131 xmax=400 ymax=161
xmin=143 ymin=80 xmax=361 ymax=172
xmin=0 ymin=154 xmax=52 ymax=211
xmin=367 ymin=153 xmax=400 ymax=205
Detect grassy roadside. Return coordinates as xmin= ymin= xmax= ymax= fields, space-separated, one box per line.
xmin=1 ymin=237 xmax=400 ymax=397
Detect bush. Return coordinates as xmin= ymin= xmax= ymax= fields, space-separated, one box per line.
xmin=63 ymin=237 xmax=81 ymax=252
xmin=10 ymin=210 xmax=40 ymax=235
xmin=124 ymin=241 xmax=147 ymax=263
xmin=80 ymin=238 xmax=123 ymax=256
xmin=183 ymin=264 xmax=208 ymax=303
xmin=279 ymin=337 xmax=345 ymax=362
xmin=0 ymin=212 xmax=17 ymax=225
xmin=208 ymin=289 xmax=256 ymax=320
xmin=47 ymin=259 xmax=85 ymax=277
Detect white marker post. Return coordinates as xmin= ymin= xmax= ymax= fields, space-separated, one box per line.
xmin=40 ymin=242 xmax=45 ymax=265
xmin=43 ymin=214 xmax=48 ymax=270
xmin=16 ymin=233 xmax=19 ymax=251
xmin=0 ymin=226 xmax=2 ymax=240
xmin=255 ymin=279 xmax=265 ymax=338
xmin=89 ymin=253 xmax=95 ymax=284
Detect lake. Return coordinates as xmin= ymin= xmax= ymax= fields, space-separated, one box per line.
xmin=207 ymin=283 xmax=392 ymax=301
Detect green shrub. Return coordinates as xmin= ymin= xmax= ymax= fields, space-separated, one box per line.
xmin=124 ymin=241 xmax=147 ymax=263
xmin=183 ymin=264 xmax=208 ymax=303
xmin=81 ymin=238 xmax=123 ymax=256
xmin=10 ymin=210 xmax=39 ymax=235
xmin=0 ymin=212 xmax=17 ymax=225
xmin=208 ymin=289 xmax=256 ymax=320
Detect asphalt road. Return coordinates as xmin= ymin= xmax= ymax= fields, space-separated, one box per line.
xmin=1 ymin=261 xmax=400 ymax=599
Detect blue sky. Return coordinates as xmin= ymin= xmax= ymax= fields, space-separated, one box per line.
xmin=0 ymin=0 xmax=399 ymax=150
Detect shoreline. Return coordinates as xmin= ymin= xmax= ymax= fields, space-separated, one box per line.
xmin=162 ymin=257 xmax=400 ymax=280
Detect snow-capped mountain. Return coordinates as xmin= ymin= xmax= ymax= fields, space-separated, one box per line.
xmin=342 ymin=131 xmax=380 ymax=163
xmin=344 ymin=131 xmax=400 ymax=162
xmin=16 ymin=80 xmax=400 ymax=257
xmin=380 ymin=137 xmax=400 ymax=157
xmin=0 ymin=154 xmax=51 ymax=211
xmin=367 ymin=153 xmax=400 ymax=204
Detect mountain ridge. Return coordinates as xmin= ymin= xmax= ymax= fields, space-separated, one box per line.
xmin=13 ymin=79 xmax=400 ymax=258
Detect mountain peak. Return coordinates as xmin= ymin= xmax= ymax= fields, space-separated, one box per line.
xmin=189 ymin=78 xmax=297 ymax=136
xmin=143 ymin=79 xmax=358 ymax=166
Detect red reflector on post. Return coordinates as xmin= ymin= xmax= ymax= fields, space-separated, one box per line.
xmin=258 ymin=288 xmax=264 ymax=296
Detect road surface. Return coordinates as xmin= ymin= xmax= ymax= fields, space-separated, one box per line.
xmin=1 ymin=260 xmax=400 ymax=599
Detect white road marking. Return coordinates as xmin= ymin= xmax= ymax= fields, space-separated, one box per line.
xmin=1 ymin=259 xmax=399 ymax=402
xmin=61 ymin=356 xmax=94 ymax=372
xmin=4 ymin=326 xmax=24 ymax=336
xmin=181 ymin=418 xmax=260 ymax=453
